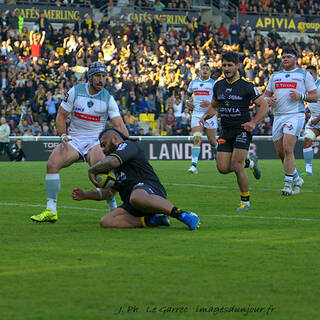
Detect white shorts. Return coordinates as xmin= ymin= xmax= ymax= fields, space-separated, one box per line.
xmin=68 ymin=136 xmax=100 ymax=158
xmin=306 ymin=117 xmax=320 ymax=131
xmin=191 ymin=113 xmax=218 ymax=129
xmin=272 ymin=114 xmax=305 ymax=142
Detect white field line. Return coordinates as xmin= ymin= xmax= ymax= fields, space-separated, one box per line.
xmin=165 ymin=183 xmax=314 ymax=192
xmin=1 ymin=202 xmax=320 ymax=222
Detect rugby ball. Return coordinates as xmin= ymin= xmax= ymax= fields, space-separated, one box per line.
xmin=95 ymin=171 xmax=117 ymax=188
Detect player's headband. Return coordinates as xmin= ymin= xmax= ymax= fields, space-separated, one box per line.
xmin=282 ymin=52 xmax=297 ymax=59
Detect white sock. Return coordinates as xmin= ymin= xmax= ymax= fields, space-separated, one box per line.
xmin=107 ymin=196 xmax=117 ymax=211
xmin=46 ymin=173 xmax=60 ymax=213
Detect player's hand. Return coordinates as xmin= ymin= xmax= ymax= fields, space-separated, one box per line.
xmin=264 ymin=96 xmax=277 ymax=107
xmin=311 ymin=118 xmax=319 ymax=126
xmin=60 ymin=133 xmax=72 ymax=145
xmin=186 ymin=99 xmax=194 ymax=110
xmin=72 ymin=187 xmax=85 ymax=201
xmin=199 ymin=113 xmax=212 ymax=126
xmin=200 ymin=100 xmax=211 ymax=108
xmin=242 ymin=120 xmax=256 ymax=132
xmin=88 ymin=171 xmax=100 ymax=187
xmin=289 ymin=90 xmax=301 ymax=101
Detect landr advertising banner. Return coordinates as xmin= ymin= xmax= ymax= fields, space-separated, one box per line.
xmin=239 ymin=14 xmax=320 ymax=33
xmin=0 ymin=140 xmax=307 ymax=161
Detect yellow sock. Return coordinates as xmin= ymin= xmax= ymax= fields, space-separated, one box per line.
xmin=240 ymin=191 xmax=250 ymax=202
xmin=140 ymin=216 xmax=147 ymax=228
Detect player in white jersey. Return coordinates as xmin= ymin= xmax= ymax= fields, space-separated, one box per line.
xmin=31 ymin=62 xmax=128 ymax=223
xmin=263 ymin=47 xmax=318 ymax=196
xmin=301 ymin=65 xmax=320 ymax=176
xmin=186 ymin=63 xmax=217 ymax=174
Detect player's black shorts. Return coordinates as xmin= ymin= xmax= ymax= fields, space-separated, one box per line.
xmin=217 ymin=127 xmax=252 ymax=152
xmin=120 ymin=182 xmax=167 ymax=217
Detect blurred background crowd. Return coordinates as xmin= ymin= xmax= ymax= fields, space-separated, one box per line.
xmin=0 ymin=0 xmax=320 ymax=139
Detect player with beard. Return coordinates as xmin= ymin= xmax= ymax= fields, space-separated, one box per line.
xmin=263 ymin=47 xmax=318 ymax=195
xmin=200 ymin=52 xmax=269 ymax=211
xmin=31 ymin=62 xmax=128 ymax=223
xmin=71 ymin=128 xmax=200 ymax=230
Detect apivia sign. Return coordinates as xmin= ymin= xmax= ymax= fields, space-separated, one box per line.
xmin=239 ymin=14 xmax=320 ymax=33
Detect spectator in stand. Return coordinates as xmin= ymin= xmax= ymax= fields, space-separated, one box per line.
xmin=137 ymin=95 xmax=150 ymax=114
xmin=37 ymin=13 xmax=50 ymax=34
xmin=0 ymin=116 xmax=11 ymax=157
xmin=7 ymin=10 xmax=19 ymax=36
xmin=218 ymin=23 xmax=228 ymax=40
xmin=29 ymin=30 xmax=46 ymax=58
xmin=45 ymin=91 xmax=58 ymax=121
xmin=154 ymin=0 xmax=166 ymax=11
xmin=239 ymin=0 xmax=249 ymax=14
xmin=19 ymin=119 xmax=31 ymax=135
xmin=163 ymin=107 xmax=177 ymax=135
xmin=30 ymin=120 xmax=42 ymax=136
xmin=229 ymin=18 xmax=240 ymax=45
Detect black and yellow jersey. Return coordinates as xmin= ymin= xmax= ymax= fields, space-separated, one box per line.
xmin=109 ymin=140 xmax=166 ymax=203
xmin=213 ymin=77 xmax=260 ymax=128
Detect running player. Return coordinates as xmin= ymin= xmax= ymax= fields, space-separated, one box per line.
xmin=186 ymin=63 xmax=217 ymax=174
xmin=72 ymin=128 xmax=200 ymax=230
xmin=31 ymin=62 xmax=128 ymax=223
xmin=263 ymin=47 xmax=318 ymax=195
xmin=301 ymin=65 xmax=320 ymax=176
xmin=200 ymin=51 xmax=269 ymax=211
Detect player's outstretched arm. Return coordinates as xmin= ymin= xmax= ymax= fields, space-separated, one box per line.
xmin=72 ymin=187 xmax=111 ymax=201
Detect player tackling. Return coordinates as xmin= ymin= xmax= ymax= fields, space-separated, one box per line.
xmin=31 ymin=62 xmax=128 ymax=223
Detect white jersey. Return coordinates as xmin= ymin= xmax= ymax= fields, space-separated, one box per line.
xmin=266 ymin=68 xmax=316 ymax=116
xmin=307 ymin=78 xmax=320 ymax=117
xmin=187 ymin=77 xmax=215 ymax=115
xmin=61 ymin=83 xmax=120 ymax=138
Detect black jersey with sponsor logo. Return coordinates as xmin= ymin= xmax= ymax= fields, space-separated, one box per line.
xmin=213 ymin=77 xmax=260 ymax=128
xmin=109 ymin=140 xmax=166 ymax=203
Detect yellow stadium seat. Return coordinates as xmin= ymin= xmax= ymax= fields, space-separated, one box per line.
xmin=139 ymin=114 xmax=149 ymax=122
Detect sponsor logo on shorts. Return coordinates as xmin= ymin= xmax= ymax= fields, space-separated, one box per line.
xmin=275 ymin=82 xmax=297 ymax=89
xmin=236 ymin=132 xmax=248 ymax=144
xmin=284 ymin=123 xmax=294 ymax=130
xmin=218 ymin=138 xmax=227 ymax=144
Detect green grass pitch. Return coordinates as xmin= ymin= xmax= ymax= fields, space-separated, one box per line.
xmin=1 ymin=160 xmax=319 ymax=320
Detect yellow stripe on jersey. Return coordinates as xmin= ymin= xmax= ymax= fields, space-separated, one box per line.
xmin=109 ymin=153 xmax=123 ymax=165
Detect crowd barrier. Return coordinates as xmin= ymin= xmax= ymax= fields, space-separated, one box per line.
xmin=0 ymin=136 xmax=311 ymax=161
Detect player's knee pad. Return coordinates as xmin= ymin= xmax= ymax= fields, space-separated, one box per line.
xmin=303 ymin=128 xmax=316 ymax=141
xmin=193 ymin=131 xmax=202 ymax=145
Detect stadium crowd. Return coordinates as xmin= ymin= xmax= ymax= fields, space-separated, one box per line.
xmin=0 ymin=5 xmax=320 ymax=138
